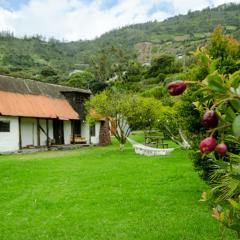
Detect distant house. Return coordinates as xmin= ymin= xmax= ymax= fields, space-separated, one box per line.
xmin=0 ymin=75 xmax=107 ymax=153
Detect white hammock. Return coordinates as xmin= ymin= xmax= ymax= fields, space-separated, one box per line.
xmin=127 ymin=138 xmax=176 ymax=156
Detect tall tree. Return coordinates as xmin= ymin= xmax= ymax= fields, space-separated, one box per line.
xmin=86 ymin=90 xmax=163 ymax=150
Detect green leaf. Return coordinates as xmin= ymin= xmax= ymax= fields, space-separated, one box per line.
xmin=232 ymin=115 xmax=240 ymax=138
xmin=199 ymin=53 xmax=209 ymax=65
xmin=230 ymin=173 xmax=240 ymax=181
xmin=230 ymin=100 xmax=240 ymax=112
xmin=229 ymin=70 xmax=240 ymax=89
xmin=225 ymin=106 xmax=236 ymax=121
xmin=228 ymin=199 xmax=240 ymax=210
xmin=207 ymin=73 xmax=226 ymax=93
xmin=209 ymin=60 xmax=218 ymax=74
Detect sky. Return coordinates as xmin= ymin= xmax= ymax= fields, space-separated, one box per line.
xmin=0 ymin=0 xmax=239 ymax=41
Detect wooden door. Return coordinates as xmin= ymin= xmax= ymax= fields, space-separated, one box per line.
xmin=53 ymin=120 xmax=64 ymax=144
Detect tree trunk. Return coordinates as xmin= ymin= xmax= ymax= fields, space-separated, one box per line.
xmin=119 ymin=143 xmax=125 ymax=151
xmin=164 ymin=125 xmax=191 ymax=149
xmin=178 ymin=129 xmax=191 ymax=149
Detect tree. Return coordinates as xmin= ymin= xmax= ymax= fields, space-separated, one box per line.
xmin=122 ymin=60 xmax=144 ymax=83
xmin=86 ymin=90 xmax=163 ymax=150
xmin=90 ymin=52 xmax=110 ymax=83
xmin=40 ymin=66 xmax=58 ymax=77
xmin=2 ymin=52 xmax=35 ymax=67
xmin=127 ymin=96 xmax=164 ymax=130
xmin=147 ymin=54 xmax=180 ymax=77
xmin=167 ymin=52 xmax=240 ymax=239
xmin=67 ymin=71 xmax=94 ymax=89
xmin=156 ymin=100 xmax=193 ymax=149
xmin=197 ymin=69 xmax=240 ymax=239
xmin=208 ymin=25 xmax=240 ymax=74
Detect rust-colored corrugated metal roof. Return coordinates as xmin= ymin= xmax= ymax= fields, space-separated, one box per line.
xmin=0 ymin=91 xmax=79 ymax=120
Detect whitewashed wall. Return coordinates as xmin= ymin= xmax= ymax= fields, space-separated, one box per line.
xmin=20 ymin=118 xmax=72 ymax=147
xmin=39 ymin=119 xmax=53 ymax=146
xmin=91 ymin=122 xmax=101 ymax=145
xmin=0 ymin=116 xmax=19 ymax=152
xmin=64 ymin=121 xmax=72 ymax=145
xmin=81 ymin=122 xmax=101 ymax=145
xmin=21 ymin=118 xmax=54 ymax=147
xmin=81 ymin=122 xmax=90 ymax=144
xmin=39 ymin=119 xmax=46 ymax=146
xmin=0 ymin=117 xmax=100 ymax=152
xmin=21 ymin=118 xmax=37 ymax=147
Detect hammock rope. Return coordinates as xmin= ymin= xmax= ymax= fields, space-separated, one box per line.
xmin=127 ymin=137 xmax=176 ymax=156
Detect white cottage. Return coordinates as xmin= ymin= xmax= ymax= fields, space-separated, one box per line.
xmin=0 ymin=75 xmax=104 ymax=153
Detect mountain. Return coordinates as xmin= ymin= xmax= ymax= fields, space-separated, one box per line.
xmin=0 ymin=2 xmax=239 ymax=83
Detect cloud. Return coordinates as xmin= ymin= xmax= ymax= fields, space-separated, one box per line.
xmin=171 ymin=0 xmax=211 ymax=13
xmin=0 ymin=7 xmax=17 ymax=32
xmin=0 ymin=0 xmax=239 ymax=41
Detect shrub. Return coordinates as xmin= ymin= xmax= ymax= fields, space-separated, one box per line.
xmin=167 ymin=63 xmax=240 ymax=238
xmin=143 ymin=77 xmax=161 ymax=85
xmin=141 ymin=86 xmax=165 ymax=99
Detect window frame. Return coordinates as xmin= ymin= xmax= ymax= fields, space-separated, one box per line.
xmin=0 ymin=120 xmax=10 ymax=132
xmin=90 ymin=124 xmax=96 ymax=137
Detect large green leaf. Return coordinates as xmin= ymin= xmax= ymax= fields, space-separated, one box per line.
xmin=207 ymin=73 xmax=227 ymax=93
xmin=198 ymin=53 xmax=209 ymax=65
xmin=230 ymin=99 xmax=240 ymax=112
xmin=225 ymin=106 xmax=236 ymax=121
xmin=232 ymin=115 xmax=240 ymax=138
xmin=209 ymin=60 xmax=218 ymax=74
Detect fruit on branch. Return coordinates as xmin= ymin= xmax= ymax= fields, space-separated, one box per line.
xmin=202 ymin=110 xmax=218 ymax=129
xmin=199 ymin=137 xmax=217 ymax=153
xmin=167 ymin=80 xmax=187 ymax=96
xmin=215 ymin=143 xmax=228 ymax=156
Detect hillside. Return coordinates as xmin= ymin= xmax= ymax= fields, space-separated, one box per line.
xmin=0 ymin=2 xmax=239 ymax=84
xmin=98 ymin=3 xmax=240 ymax=62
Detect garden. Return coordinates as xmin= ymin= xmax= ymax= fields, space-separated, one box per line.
xmin=86 ymin=26 xmax=240 ymax=238
xmin=0 ymin=26 xmax=240 ymax=239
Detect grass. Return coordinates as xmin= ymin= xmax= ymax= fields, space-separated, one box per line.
xmin=0 ymin=136 xmax=235 ymax=240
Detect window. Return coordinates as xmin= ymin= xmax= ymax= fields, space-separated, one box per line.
xmin=0 ymin=121 xmax=10 ymax=132
xmin=90 ymin=124 xmax=96 ymax=137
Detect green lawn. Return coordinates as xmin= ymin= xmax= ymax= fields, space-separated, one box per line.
xmin=0 ymin=138 xmax=235 ymax=240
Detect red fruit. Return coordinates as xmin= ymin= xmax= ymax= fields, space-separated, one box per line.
xmin=199 ymin=137 xmax=217 ymax=154
xmin=202 ymin=110 xmax=218 ymax=129
xmin=167 ymin=80 xmax=187 ymax=96
xmin=215 ymin=143 xmax=227 ymax=156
